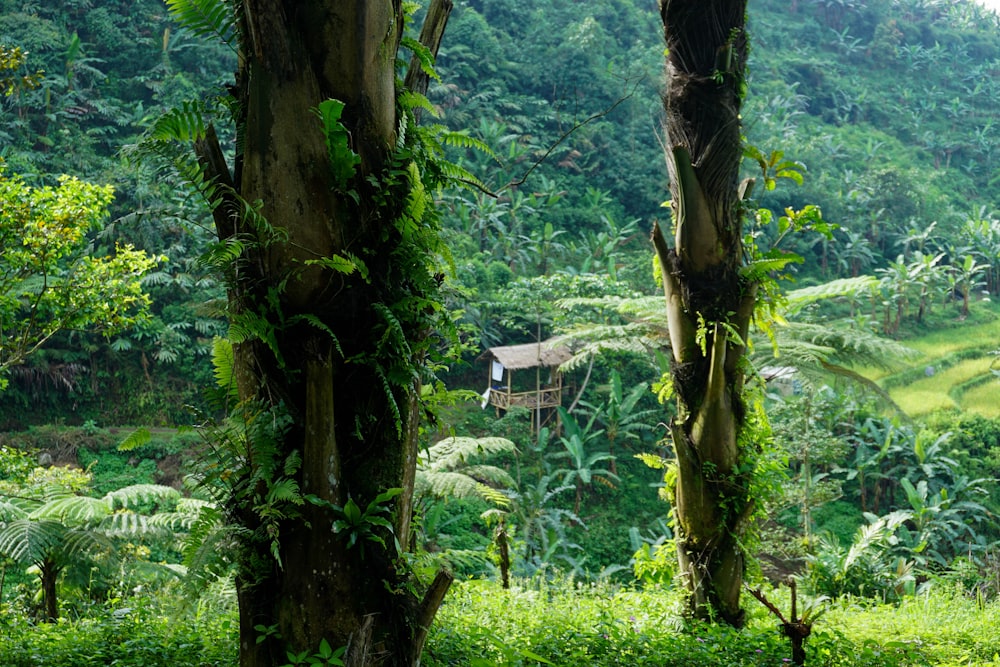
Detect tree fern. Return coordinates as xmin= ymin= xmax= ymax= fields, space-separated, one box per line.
xmin=30 ymin=495 xmax=110 ymax=525
xmin=98 ymin=511 xmax=157 ymax=538
xmin=784 ymin=276 xmax=878 ymax=317
xmin=416 ymin=436 xmax=517 ymax=506
xmin=104 ymin=484 xmax=181 ymax=511
xmin=0 ymin=519 xmax=62 ymax=564
xmin=0 ymin=498 xmax=29 ymax=520
xmin=117 ymin=428 xmax=151 ymax=452
xmin=179 ymin=503 xmax=233 ymax=589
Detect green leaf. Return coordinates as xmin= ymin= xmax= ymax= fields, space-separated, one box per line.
xmin=343 ymin=498 xmax=362 ymax=525
xmin=117 ymin=427 xmax=151 ymax=452
xmin=314 ymin=99 xmax=361 ymax=191
xmin=165 ymin=0 xmax=237 ymax=50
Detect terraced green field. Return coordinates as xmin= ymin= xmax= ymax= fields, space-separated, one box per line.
xmin=880 ymin=311 xmax=1000 ymax=418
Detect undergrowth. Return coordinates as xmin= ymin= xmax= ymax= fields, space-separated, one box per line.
xmin=6 ymin=576 xmax=1000 ymax=666
xmin=424 ymin=579 xmax=1000 ymax=666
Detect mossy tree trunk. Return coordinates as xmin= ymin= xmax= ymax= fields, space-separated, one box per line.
xmin=195 ymin=1 xmax=453 ymax=665
xmin=652 ymin=0 xmax=755 ymax=627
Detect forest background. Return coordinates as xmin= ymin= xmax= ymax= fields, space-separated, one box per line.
xmin=1 ymin=0 xmax=1000 ymax=664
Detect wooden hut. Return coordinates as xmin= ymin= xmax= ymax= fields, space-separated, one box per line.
xmin=482 ymin=338 xmax=571 ymax=433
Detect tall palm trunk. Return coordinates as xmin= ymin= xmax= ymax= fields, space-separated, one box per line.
xmin=652 ymin=0 xmax=754 ymax=626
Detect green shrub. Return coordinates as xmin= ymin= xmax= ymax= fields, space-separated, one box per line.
xmin=0 ymin=588 xmax=238 ymax=667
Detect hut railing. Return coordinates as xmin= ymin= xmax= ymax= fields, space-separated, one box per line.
xmin=489 ymin=386 xmax=561 ymax=411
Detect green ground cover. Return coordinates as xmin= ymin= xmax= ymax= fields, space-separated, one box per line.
xmin=424 ymin=579 xmax=1000 ymax=666
xmin=7 ymin=579 xmax=1000 ymax=667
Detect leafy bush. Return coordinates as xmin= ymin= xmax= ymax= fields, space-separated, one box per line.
xmin=0 ymin=587 xmax=237 ymax=667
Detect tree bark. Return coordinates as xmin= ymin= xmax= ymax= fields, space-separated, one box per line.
xmin=202 ymin=2 xmax=454 ymax=665
xmin=40 ymin=560 xmax=59 ymax=622
xmin=654 ymin=0 xmax=753 ymax=626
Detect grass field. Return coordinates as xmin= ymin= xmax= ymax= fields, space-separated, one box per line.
xmin=881 ymin=304 xmax=1000 ymax=418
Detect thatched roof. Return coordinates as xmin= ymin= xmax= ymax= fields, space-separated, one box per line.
xmin=485 ymin=339 xmax=571 ymax=371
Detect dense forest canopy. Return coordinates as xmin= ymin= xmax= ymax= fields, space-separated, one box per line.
xmin=0 ymin=0 xmax=997 ymax=417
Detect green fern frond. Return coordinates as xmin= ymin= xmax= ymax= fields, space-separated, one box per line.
xmin=61 ymin=527 xmax=114 ymax=559
xmin=374 ymin=365 xmax=403 ymax=436
xmin=210 ymin=336 xmax=240 ymax=402
xmin=149 ymin=100 xmax=209 ymax=142
xmin=421 ymin=436 xmax=517 ymax=472
xmin=181 ymin=504 xmax=226 ymax=566
xmin=104 ymin=484 xmax=181 ymax=511
xmin=145 ymin=511 xmax=199 ymax=532
xmin=265 ymin=478 xmax=302 ymax=505
xmin=785 ymin=276 xmax=878 ymax=316
xmin=739 ymin=254 xmax=804 ymax=281
xmin=100 ymin=511 xmax=159 ymax=537
xmin=165 ymin=0 xmax=237 ymax=50
xmin=436 ymin=160 xmax=492 ymax=193
xmin=286 ymin=313 xmax=343 ymax=357
xmin=441 ymin=131 xmax=498 ymax=161
xmin=227 ymin=310 xmax=283 ymax=367
xmin=401 ymin=36 xmax=441 ymax=84
xmin=177 ymin=497 xmax=213 ymax=515
xmin=558 ymin=335 xmax=659 ymax=373
xmin=201 ymin=236 xmax=247 ymax=271
xmin=635 ymin=452 xmax=669 ymax=470
xmin=398 ymin=90 xmax=438 ymax=118
xmin=0 ymin=519 xmax=64 ymax=564
xmin=476 ymin=483 xmax=512 ymax=508
xmin=117 ymin=428 xmax=151 ymax=452
xmin=461 ymin=464 xmax=516 ymax=489
xmin=30 ymin=496 xmax=110 ymax=525
xmin=0 ymin=498 xmax=29 ymax=520
xmin=414 ymin=471 xmax=482 ymax=501
xmin=416 ymin=436 xmax=517 ymax=504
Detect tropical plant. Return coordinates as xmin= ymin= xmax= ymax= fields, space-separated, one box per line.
xmin=895 ymin=474 xmax=994 ymax=569
xmin=491 ymin=471 xmax=581 ymax=572
xmin=140 ymin=0 xmax=471 ymax=660
xmin=0 ymin=477 xmax=186 ymax=621
xmin=805 ymin=510 xmax=915 ymax=601
xmin=412 ymin=435 xmax=516 ymax=562
xmin=549 ymin=407 xmax=618 ymax=514
xmin=415 ymin=436 xmax=517 ymax=507
xmin=583 ymin=370 xmax=657 ymax=475
xmin=950 ymin=253 xmax=989 ymax=318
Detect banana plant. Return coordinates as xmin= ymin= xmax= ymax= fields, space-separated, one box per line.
xmin=548 ymin=406 xmax=618 ymax=513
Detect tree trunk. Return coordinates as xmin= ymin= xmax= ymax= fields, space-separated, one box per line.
xmin=40 ymin=560 xmax=59 ymax=622
xmin=196 ymin=2 xmax=453 ymax=665
xmin=653 ymin=0 xmax=753 ymax=627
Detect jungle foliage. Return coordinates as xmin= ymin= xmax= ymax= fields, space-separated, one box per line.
xmin=0 ymin=0 xmax=999 ymax=664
